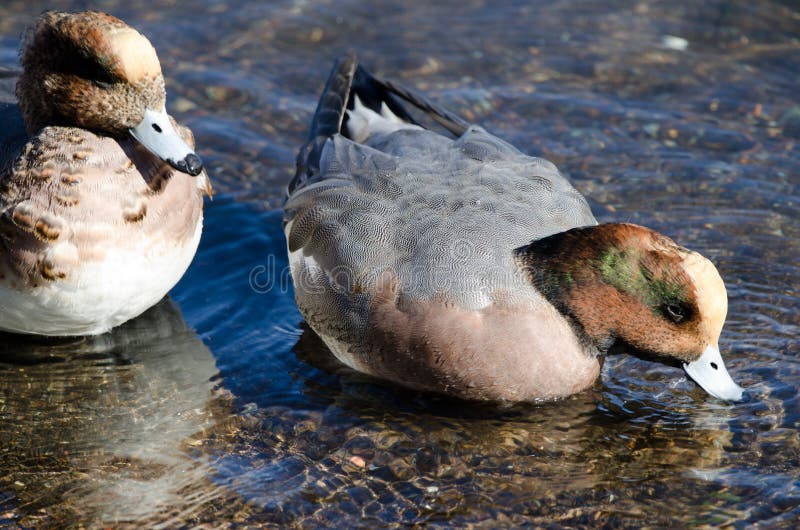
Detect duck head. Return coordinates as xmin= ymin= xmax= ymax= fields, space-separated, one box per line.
xmin=16 ymin=11 xmax=203 ymax=176
xmin=516 ymin=223 xmax=744 ymax=401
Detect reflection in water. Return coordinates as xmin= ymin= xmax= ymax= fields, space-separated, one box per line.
xmin=0 ymin=299 xmax=227 ymax=528
xmin=181 ymin=326 xmax=744 ymax=527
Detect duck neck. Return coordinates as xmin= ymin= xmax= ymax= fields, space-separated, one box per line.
xmin=514 ymin=225 xmax=630 ymax=356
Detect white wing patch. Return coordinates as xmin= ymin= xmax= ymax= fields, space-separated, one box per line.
xmin=345 ymin=95 xmax=423 ymax=143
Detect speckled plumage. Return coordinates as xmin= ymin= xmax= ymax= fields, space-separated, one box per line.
xmin=287 ymin=125 xmax=595 ymax=309
xmin=0 ymin=12 xmax=210 ymax=336
xmin=0 ymin=112 xmax=205 ymax=286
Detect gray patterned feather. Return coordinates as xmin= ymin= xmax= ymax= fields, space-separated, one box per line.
xmin=285 ymin=55 xmax=597 ymax=346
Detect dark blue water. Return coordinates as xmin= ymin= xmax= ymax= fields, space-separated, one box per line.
xmin=0 ymin=0 xmax=798 ymax=527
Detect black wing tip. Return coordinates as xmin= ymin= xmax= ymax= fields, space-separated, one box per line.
xmin=288 ymin=52 xmax=359 ymax=198
xmin=307 ymin=51 xmax=359 ymax=141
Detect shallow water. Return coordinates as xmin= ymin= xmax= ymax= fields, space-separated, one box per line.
xmin=0 ymin=0 xmax=798 ymax=527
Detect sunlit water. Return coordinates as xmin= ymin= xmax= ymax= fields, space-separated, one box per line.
xmin=0 ymin=0 xmax=798 ymax=527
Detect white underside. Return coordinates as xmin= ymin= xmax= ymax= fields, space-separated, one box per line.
xmin=317 ymin=331 xmax=363 ymax=373
xmin=0 ymin=217 xmax=203 ymax=336
xmin=286 ymin=218 xmax=364 ymax=372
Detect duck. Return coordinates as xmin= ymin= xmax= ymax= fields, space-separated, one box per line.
xmin=284 ymin=53 xmax=744 ymax=402
xmin=0 ymin=11 xmax=211 ymax=336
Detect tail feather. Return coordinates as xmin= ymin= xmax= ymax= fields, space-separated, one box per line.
xmin=360 ymin=72 xmax=469 ymax=137
xmin=345 ymin=65 xmax=419 ymax=127
xmin=289 ymin=53 xmax=357 ymax=196
xmin=288 ymin=52 xmax=471 ymax=199
xmin=307 ymin=52 xmax=357 ymax=142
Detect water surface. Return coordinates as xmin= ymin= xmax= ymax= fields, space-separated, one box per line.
xmin=0 ymin=0 xmax=798 ymax=527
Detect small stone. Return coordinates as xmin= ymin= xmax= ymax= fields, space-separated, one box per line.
xmin=172 ymin=97 xmax=197 ymax=113
xmin=349 ymin=455 xmax=366 ymax=468
xmin=661 ymin=35 xmax=689 ymax=51
xmin=643 ymin=123 xmax=660 ymax=138
xmin=309 ymin=28 xmax=324 ymax=42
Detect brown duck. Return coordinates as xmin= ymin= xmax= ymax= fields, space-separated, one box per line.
xmin=0 ymin=11 xmax=211 ymax=336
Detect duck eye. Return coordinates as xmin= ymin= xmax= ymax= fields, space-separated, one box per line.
xmin=69 ymin=54 xmax=118 ymax=85
xmin=663 ymin=303 xmax=685 ymax=323
xmin=152 ymin=123 xmax=162 ymax=133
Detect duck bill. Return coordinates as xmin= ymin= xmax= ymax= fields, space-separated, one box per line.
xmin=129 ymin=108 xmax=203 ymax=176
xmin=682 ymin=344 xmax=744 ymax=401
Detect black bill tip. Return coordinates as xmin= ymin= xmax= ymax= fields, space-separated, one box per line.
xmin=170 ymin=153 xmax=204 ymax=176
